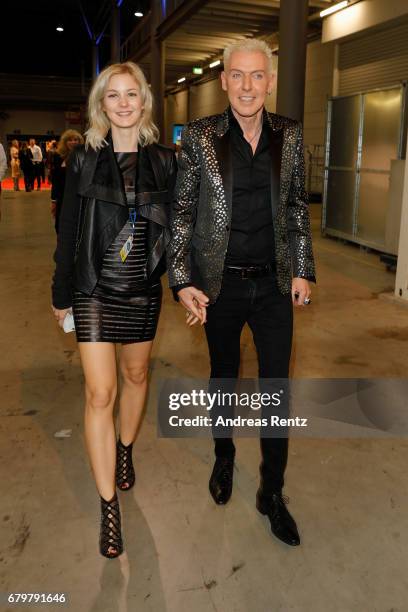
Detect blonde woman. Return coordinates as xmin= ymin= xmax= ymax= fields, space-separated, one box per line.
xmin=10 ymin=140 xmax=21 ymax=191
xmin=51 ymin=130 xmax=84 ymax=233
xmin=51 ymin=62 xmax=177 ymax=558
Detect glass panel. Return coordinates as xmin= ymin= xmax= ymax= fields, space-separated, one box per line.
xmin=356 ymin=172 xmax=390 ymax=248
xmin=361 ymin=89 xmax=402 ymax=171
xmin=329 ymin=96 xmax=360 ymax=168
xmin=325 ymin=169 xmax=356 ymax=234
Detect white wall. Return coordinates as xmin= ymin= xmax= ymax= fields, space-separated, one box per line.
xmin=189 ymin=79 xmax=228 ymax=121
xmin=304 ymin=40 xmax=336 ymax=149
xmin=322 ymin=0 xmax=408 ymax=43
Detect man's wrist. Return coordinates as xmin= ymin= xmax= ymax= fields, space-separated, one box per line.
xmin=171 ymin=283 xmax=192 ymax=302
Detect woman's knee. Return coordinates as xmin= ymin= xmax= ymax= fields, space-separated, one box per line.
xmin=85 ymin=386 xmax=117 ymax=412
xmin=121 ymin=363 xmax=149 ymax=386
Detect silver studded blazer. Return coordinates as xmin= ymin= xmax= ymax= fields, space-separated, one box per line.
xmin=167 ymin=107 xmax=316 ymax=304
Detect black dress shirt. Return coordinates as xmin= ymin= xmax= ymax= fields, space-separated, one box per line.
xmin=225 ymin=108 xmax=275 ymax=266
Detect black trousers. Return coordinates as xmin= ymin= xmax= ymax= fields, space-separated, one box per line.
xmin=204 ymin=270 xmax=293 ymax=494
xmin=23 ymin=172 xmax=32 ymax=191
xmin=32 ymin=163 xmax=42 ymax=189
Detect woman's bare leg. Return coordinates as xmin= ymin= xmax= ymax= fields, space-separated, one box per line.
xmin=118 ymin=340 xmax=153 ymax=446
xmin=78 ymin=342 xmax=117 ymax=501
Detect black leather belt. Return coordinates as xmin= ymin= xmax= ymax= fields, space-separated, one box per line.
xmin=225 ymin=263 xmax=275 ymax=279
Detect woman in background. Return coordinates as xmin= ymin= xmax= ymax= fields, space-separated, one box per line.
xmin=10 ymin=140 xmax=20 ymax=191
xmin=46 ymin=140 xmax=58 ymax=185
xmin=51 ymin=130 xmax=84 ymax=233
xmin=0 ymin=140 xmax=7 ymax=191
xmin=51 ymin=61 xmax=176 ymax=559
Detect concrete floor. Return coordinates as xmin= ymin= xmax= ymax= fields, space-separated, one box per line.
xmin=0 ymin=190 xmax=408 ymax=612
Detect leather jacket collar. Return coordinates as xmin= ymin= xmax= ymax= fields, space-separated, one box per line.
xmin=77 ymin=132 xmax=168 ymax=206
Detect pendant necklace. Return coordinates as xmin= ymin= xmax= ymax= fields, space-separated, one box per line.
xmin=244 ymin=123 xmax=262 ymax=146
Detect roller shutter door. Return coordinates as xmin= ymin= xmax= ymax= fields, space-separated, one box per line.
xmin=339 ymin=21 xmax=408 ymax=95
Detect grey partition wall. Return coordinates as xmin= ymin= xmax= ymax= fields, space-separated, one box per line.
xmin=322 ymin=84 xmax=407 ymax=253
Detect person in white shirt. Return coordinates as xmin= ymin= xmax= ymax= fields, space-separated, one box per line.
xmin=29 ymin=138 xmax=43 ymax=190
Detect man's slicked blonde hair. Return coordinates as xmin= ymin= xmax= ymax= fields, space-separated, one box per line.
xmin=85 ymin=61 xmax=159 ymax=150
xmin=223 ymin=38 xmax=274 ymax=74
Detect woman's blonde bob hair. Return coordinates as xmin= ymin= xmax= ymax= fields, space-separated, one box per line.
xmin=57 ymin=130 xmax=84 ymax=159
xmin=85 ymin=61 xmax=159 ymax=150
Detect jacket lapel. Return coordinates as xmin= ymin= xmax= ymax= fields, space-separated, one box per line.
xmin=266 ymin=121 xmax=283 ymax=220
xmin=78 ymin=134 xmax=127 ymax=206
xmin=267 ymin=112 xmax=296 ymax=210
xmin=215 ymin=110 xmax=233 ymax=218
xmin=145 ymin=144 xmax=166 ymax=190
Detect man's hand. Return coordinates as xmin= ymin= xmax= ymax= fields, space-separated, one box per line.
xmin=177 ymin=286 xmax=209 ymax=325
xmin=291 ymin=278 xmax=311 ymax=307
xmin=52 ymin=306 xmax=71 ymax=328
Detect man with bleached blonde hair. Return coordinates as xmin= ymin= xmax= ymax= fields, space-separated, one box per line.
xmin=168 ymin=38 xmax=315 ymax=546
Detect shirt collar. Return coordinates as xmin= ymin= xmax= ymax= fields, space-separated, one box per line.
xmin=227 ymin=106 xmax=268 ymax=136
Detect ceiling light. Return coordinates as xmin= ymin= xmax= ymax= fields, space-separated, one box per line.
xmin=134 ymin=11 xmax=143 ymax=17
xmin=209 ymin=60 xmax=221 ymax=68
xmin=178 ymin=77 xmax=186 ymax=83
xmin=193 ymin=67 xmax=203 ymax=75
xmin=320 ymin=1 xmax=349 ymax=18
xmin=56 ymin=26 xmax=64 ymax=32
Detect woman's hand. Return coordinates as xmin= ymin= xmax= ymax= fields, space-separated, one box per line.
xmin=52 ymin=306 xmax=71 ymax=328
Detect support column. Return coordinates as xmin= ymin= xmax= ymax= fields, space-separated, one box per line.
xmin=111 ymin=1 xmax=121 ymax=63
xmin=150 ymin=2 xmax=165 ymax=139
xmin=276 ymin=0 xmax=309 ymax=122
xmin=395 ymin=152 xmax=408 ymax=300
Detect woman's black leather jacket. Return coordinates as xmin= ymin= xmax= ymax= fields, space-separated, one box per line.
xmin=52 ymin=137 xmax=177 ymax=309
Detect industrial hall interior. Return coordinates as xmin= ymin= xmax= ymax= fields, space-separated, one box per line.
xmin=1 ymin=0 xmax=408 ymax=611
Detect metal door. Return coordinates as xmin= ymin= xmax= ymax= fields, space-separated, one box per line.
xmin=322 ymin=84 xmax=406 ymax=252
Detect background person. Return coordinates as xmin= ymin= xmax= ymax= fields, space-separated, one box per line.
xmin=29 ymin=138 xmax=43 ymax=190
xmin=10 ymin=140 xmax=21 ymax=191
xmin=51 ymin=61 xmax=176 ymax=559
xmin=51 ymin=130 xmax=84 ymax=233
xmin=0 ymin=141 xmax=7 ymax=190
xmin=0 ymin=140 xmax=7 ymax=218
xmin=19 ymin=141 xmax=34 ymax=192
xmin=46 ymin=140 xmax=58 ymax=185
xmin=40 ymin=142 xmax=46 ymax=185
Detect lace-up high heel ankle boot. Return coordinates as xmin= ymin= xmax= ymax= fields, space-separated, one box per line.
xmin=115 ymin=438 xmax=136 ymax=491
xmin=99 ymin=493 xmax=123 ymax=558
